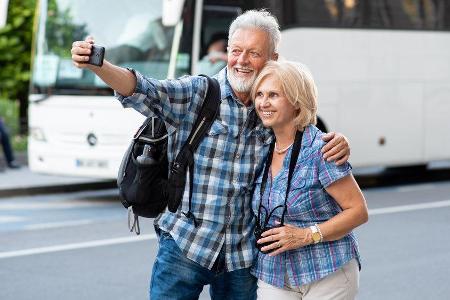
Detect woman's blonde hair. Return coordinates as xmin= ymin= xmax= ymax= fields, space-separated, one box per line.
xmin=251 ymin=60 xmax=318 ymax=131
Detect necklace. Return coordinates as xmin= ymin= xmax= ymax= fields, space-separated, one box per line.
xmin=274 ymin=142 xmax=293 ymax=154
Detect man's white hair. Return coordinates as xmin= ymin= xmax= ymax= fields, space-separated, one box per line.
xmin=228 ymin=9 xmax=281 ymax=55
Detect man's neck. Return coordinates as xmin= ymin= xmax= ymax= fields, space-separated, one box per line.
xmin=235 ymin=91 xmax=252 ymax=107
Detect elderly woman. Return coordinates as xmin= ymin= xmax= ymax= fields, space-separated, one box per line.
xmin=251 ymin=61 xmax=368 ymax=300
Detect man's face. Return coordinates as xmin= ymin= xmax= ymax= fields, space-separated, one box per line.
xmin=226 ymin=28 xmax=272 ymax=94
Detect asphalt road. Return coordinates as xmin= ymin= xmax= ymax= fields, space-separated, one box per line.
xmin=1 ymin=180 xmax=450 ymax=300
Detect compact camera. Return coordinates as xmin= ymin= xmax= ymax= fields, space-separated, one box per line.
xmin=254 ymin=224 xmax=282 ymax=254
xmin=88 ymin=45 xmax=105 ymax=67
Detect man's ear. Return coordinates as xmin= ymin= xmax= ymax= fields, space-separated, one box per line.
xmin=272 ymin=52 xmax=279 ymax=61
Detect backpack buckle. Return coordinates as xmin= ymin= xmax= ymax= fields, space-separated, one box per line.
xmin=127 ymin=207 xmax=141 ymax=235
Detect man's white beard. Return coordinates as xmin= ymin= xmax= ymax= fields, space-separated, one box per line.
xmin=226 ymin=66 xmax=257 ymax=93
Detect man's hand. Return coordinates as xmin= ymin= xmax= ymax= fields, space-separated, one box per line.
xmin=71 ymin=36 xmax=95 ymax=69
xmin=321 ymin=132 xmax=350 ymax=165
xmin=70 ymin=36 xmax=136 ymax=96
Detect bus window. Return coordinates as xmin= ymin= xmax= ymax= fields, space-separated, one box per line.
xmin=173 ymin=0 xmax=195 ymax=78
xmin=280 ymin=0 xmax=450 ymax=31
xmin=31 ymin=0 xmax=177 ymax=96
xmin=400 ymin=0 xmax=447 ymax=30
xmin=196 ymin=5 xmax=241 ymax=76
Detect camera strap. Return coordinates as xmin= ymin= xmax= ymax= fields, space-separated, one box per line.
xmin=281 ymin=130 xmax=303 ymax=224
xmin=257 ymin=130 xmax=304 ymax=226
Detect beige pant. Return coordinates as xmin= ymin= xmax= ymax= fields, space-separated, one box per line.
xmin=257 ymin=259 xmax=359 ymax=300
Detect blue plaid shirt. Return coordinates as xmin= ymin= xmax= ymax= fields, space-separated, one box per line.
xmin=251 ymin=125 xmax=361 ymax=288
xmin=116 ymin=68 xmax=273 ymax=271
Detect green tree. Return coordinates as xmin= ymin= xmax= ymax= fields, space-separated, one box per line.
xmin=0 ymin=0 xmax=36 ymax=134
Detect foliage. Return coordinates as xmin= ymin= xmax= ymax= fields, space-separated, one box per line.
xmin=0 ymin=99 xmax=18 ymax=134
xmin=0 ymin=0 xmax=36 ymax=101
xmin=0 ymin=98 xmax=26 ymax=151
xmin=0 ymin=0 xmax=86 ymax=136
xmin=0 ymin=0 xmax=87 ymax=98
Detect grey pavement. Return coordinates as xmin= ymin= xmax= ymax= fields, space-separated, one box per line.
xmin=0 ymin=152 xmax=115 ymax=198
xmin=1 ymin=180 xmax=450 ymax=299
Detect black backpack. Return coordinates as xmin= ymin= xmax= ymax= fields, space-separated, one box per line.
xmin=117 ymin=75 xmax=221 ymax=234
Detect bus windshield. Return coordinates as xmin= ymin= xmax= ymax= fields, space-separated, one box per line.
xmin=31 ymin=0 xmax=177 ymax=95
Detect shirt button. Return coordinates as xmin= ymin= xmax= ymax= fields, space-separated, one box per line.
xmin=233 ymin=178 xmax=238 ymax=184
xmin=236 ymin=153 xmax=240 ymax=159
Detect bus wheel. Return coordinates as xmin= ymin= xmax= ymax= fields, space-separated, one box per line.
xmin=386 ymin=164 xmax=428 ymax=174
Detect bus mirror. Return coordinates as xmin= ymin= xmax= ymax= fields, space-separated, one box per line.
xmin=0 ymin=0 xmax=9 ymax=29
xmin=162 ymin=0 xmax=185 ymax=26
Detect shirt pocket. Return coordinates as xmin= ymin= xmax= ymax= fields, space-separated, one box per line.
xmin=284 ymin=174 xmax=314 ymax=220
xmin=201 ymin=120 xmax=229 ymax=158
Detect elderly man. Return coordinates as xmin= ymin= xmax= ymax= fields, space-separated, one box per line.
xmin=71 ymin=9 xmax=350 ymax=300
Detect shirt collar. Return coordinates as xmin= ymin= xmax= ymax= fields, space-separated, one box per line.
xmin=302 ymin=124 xmax=318 ymax=148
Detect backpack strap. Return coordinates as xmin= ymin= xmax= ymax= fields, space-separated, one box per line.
xmin=186 ymin=75 xmax=221 ymax=148
xmin=167 ymin=75 xmax=221 ymax=225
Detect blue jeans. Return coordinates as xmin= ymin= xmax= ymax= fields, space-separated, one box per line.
xmin=150 ymin=231 xmax=257 ymax=300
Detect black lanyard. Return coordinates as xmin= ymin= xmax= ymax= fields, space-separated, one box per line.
xmin=257 ymin=130 xmax=303 ymax=227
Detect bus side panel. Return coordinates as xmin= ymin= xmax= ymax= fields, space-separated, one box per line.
xmin=424 ymin=84 xmax=450 ymax=161
xmin=278 ymin=28 xmax=429 ymax=168
xmin=423 ymin=33 xmax=450 ymax=162
xmin=28 ymin=96 xmax=146 ymax=178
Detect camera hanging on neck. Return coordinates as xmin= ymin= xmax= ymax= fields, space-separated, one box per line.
xmin=254 ymin=129 xmax=304 ymax=253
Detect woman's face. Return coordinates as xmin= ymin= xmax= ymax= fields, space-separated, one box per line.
xmin=254 ymin=75 xmax=298 ymax=131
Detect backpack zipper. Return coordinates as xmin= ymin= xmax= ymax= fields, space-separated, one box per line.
xmin=189 ymin=117 xmax=206 ymax=145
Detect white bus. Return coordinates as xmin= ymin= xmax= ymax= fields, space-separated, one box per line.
xmin=28 ymin=0 xmax=450 ymax=178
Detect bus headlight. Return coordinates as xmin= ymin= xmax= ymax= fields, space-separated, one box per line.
xmin=29 ymin=127 xmax=47 ymax=142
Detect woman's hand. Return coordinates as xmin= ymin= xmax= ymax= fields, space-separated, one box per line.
xmin=257 ymin=224 xmax=312 ymax=256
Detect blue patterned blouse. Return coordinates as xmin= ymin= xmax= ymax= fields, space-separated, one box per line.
xmin=251 ymin=124 xmax=361 ymax=288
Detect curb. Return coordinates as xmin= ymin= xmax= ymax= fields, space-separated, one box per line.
xmin=355 ymin=168 xmax=450 ymax=189
xmin=0 ymin=180 xmax=117 ymax=198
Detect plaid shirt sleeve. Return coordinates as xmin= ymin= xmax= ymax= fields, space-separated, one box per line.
xmin=115 ymin=69 xmax=208 ymax=132
xmin=316 ymin=134 xmax=352 ymax=188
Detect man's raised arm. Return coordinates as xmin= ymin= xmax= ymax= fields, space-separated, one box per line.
xmin=71 ymin=36 xmax=136 ymax=96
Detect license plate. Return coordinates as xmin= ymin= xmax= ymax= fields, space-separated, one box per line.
xmin=75 ymin=159 xmax=108 ymax=169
